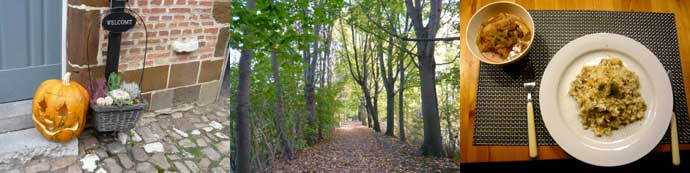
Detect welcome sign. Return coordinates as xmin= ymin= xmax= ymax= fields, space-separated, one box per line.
xmin=101 ymin=12 xmax=136 ymax=33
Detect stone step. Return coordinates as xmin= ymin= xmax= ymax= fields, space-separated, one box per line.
xmin=0 ymin=100 xmax=34 ymax=133
xmin=0 ymin=128 xmax=78 ymax=171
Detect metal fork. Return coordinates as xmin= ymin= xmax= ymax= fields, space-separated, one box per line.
xmin=524 ymin=82 xmax=538 ymax=158
xmin=667 ymin=70 xmax=680 ymax=166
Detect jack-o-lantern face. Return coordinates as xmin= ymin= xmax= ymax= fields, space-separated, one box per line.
xmin=32 ymin=73 xmax=89 ymax=142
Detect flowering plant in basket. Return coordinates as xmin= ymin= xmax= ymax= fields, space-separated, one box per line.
xmin=89 ymin=72 xmax=148 ymax=132
xmin=92 ymin=73 xmax=143 ymax=106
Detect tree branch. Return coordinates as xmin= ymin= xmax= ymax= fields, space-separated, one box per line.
xmin=339 ymin=20 xmax=363 ymax=84
xmin=435 ymin=54 xmax=458 ymax=66
xmin=351 ymin=22 xmax=418 ymax=58
xmin=359 ymin=4 xmax=459 ymax=42
xmin=409 ymin=53 xmax=420 ymax=69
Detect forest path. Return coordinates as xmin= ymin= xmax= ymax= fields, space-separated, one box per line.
xmin=263 ymin=121 xmax=460 ymax=172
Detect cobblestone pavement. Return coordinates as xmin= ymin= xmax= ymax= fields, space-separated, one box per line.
xmin=12 ymin=101 xmax=231 ymax=173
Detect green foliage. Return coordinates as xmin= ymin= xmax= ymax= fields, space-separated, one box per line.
xmin=314 ymin=83 xmax=345 ymax=137
xmin=110 ymin=89 xmax=134 ymax=106
xmin=107 ymin=72 xmax=121 ymax=91
xmin=121 ymin=82 xmax=141 ymax=98
xmin=229 ymin=49 xmax=348 ymax=170
xmin=104 ymin=73 xmax=139 ymax=106
xmin=231 ymin=0 xmax=345 ymax=52
xmin=111 ymin=98 xmax=133 ymax=106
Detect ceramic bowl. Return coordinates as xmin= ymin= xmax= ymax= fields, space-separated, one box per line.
xmin=466 ymin=1 xmax=535 ymax=65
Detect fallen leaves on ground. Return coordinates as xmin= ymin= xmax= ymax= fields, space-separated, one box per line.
xmin=262 ymin=121 xmax=460 ymax=172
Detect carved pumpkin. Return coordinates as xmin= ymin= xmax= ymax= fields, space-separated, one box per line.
xmin=32 ymin=72 xmax=89 ymax=142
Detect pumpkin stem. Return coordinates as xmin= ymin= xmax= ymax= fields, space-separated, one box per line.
xmin=63 ymin=72 xmax=71 ymax=86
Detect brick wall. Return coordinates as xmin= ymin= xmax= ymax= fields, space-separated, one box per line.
xmin=66 ymin=0 xmax=230 ymax=110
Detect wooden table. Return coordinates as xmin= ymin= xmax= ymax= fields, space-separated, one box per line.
xmin=460 ymin=0 xmax=690 ymax=163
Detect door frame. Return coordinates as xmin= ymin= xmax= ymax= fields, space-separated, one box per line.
xmin=61 ymin=0 xmax=67 ymax=74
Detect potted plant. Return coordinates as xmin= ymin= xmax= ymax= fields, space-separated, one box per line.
xmin=89 ymin=72 xmax=148 ymax=132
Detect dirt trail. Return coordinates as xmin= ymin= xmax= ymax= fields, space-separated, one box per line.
xmin=263 ymin=121 xmax=460 ymax=172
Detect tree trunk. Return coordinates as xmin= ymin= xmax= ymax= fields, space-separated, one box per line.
xmin=236 ymin=0 xmax=255 ymax=171
xmin=321 ymin=26 xmax=332 ymax=87
xmin=384 ymin=91 xmax=395 ymax=136
xmin=371 ymin=82 xmax=381 ymax=132
xmin=362 ymin=86 xmax=378 ymax=130
xmin=445 ymin=91 xmax=456 ymax=157
xmin=364 ymin=109 xmax=373 ymax=128
xmin=398 ymin=60 xmax=406 ymax=142
xmin=304 ymin=23 xmax=320 ymax=144
xmin=341 ymin=21 xmax=379 ymax=131
xmin=325 ymin=34 xmax=332 ymax=86
xmin=358 ymin=106 xmax=361 ymax=122
xmin=236 ymin=49 xmax=253 ymax=172
xmin=418 ymin=49 xmax=444 ymax=157
xmin=365 ymin=97 xmax=372 ymax=128
xmin=381 ymin=70 xmax=395 ymax=136
xmin=363 ymin=36 xmax=380 ymax=132
xmin=359 ymin=99 xmax=367 ymax=126
xmin=270 ymin=49 xmax=293 ymax=160
xmin=405 ymin=0 xmax=445 ymax=157
xmin=370 ymin=50 xmax=382 ymax=132
xmin=380 ymin=38 xmax=397 ymax=137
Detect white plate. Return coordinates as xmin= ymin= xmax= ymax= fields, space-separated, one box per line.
xmin=540 ymin=33 xmax=673 ymax=167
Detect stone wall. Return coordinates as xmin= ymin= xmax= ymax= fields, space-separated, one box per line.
xmin=66 ymin=0 xmax=230 ymax=110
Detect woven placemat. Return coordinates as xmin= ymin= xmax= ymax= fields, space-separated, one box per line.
xmin=473 ymin=10 xmax=689 ymax=146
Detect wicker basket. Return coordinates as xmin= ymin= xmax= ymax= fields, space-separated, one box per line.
xmin=90 ymin=97 xmax=148 ymax=132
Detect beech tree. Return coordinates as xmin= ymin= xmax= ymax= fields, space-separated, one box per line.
xmin=340 ymin=18 xmax=382 ymax=132
xmin=234 ymin=0 xmax=256 ymax=171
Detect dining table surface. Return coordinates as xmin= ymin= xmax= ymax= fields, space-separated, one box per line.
xmin=459 ymin=0 xmax=690 ymax=163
